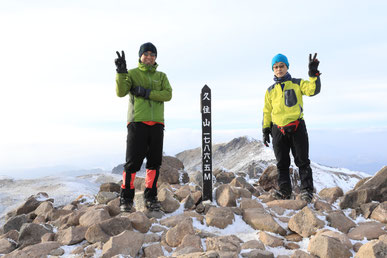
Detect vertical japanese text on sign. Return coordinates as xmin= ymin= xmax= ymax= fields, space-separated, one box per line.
xmin=201 ymin=85 xmax=212 ymax=201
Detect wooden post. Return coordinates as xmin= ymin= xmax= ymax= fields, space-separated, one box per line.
xmin=201 ymin=85 xmax=212 ymax=201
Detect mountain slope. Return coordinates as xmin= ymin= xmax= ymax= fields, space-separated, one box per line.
xmin=176 ymin=136 xmax=369 ymax=193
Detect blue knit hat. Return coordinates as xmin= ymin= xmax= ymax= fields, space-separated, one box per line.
xmin=272 ymin=54 xmax=289 ymax=70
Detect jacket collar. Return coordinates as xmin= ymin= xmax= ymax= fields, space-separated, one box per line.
xmin=138 ymin=61 xmax=158 ymax=73
xmin=273 ymin=72 xmax=292 ymax=83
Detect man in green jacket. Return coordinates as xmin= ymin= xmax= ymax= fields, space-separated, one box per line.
xmin=115 ymin=42 xmax=172 ymax=212
xmin=262 ymin=53 xmax=321 ymax=203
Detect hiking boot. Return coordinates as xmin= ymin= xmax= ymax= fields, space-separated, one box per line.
xmin=300 ymin=190 xmax=313 ymax=203
xmin=145 ymin=197 xmax=161 ymax=212
xmin=120 ymin=198 xmax=133 ymax=213
xmin=272 ymin=189 xmax=291 ymax=200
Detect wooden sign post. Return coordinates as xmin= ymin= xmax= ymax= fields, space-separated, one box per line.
xmin=201 ymin=85 xmax=212 ymax=201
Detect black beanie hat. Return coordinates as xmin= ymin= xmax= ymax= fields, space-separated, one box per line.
xmin=139 ymin=42 xmax=157 ymax=57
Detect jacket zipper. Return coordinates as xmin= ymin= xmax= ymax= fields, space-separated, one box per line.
xmin=147 ymin=71 xmax=154 ymax=121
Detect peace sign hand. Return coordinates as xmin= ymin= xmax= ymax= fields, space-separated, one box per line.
xmin=115 ymin=50 xmax=127 ymax=73
xmin=308 ymin=53 xmax=320 ymax=77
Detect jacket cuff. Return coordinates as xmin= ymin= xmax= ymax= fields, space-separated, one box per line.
xmin=263 ymin=127 xmax=271 ymax=134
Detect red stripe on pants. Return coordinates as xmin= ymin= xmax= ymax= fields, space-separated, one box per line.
xmin=145 ymin=169 xmax=157 ymax=188
xmin=121 ymin=171 xmax=126 ymax=189
xmin=121 ymin=171 xmax=136 ymax=189
xmin=130 ymin=173 xmax=136 ymax=189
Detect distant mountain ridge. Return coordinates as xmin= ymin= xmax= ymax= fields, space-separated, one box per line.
xmin=176 ymin=136 xmax=369 ymax=193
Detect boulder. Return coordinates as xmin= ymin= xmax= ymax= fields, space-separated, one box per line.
xmin=206 ymin=235 xmax=243 ymax=253
xmin=370 ymin=201 xmax=387 ymax=223
xmin=288 ymin=206 xmax=325 ymax=237
xmin=165 ymin=218 xmax=195 ymax=247
xmin=101 ymin=230 xmax=144 ymax=258
xmin=160 ymin=214 xmax=190 ymax=228
xmin=106 ymin=198 xmax=121 ymax=217
xmin=360 ymin=202 xmax=379 ymax=218
xmin=355 ymin=239 xmax=387 ymax=258
xmin=1 ymin=230 xmax=19 ymax=243
xmin=339 ymin=189 xmax=377 ymax=209
xmin=96 ymin=192 xmax=118 ymax=204
xmin=325 ymin=210 xmax=356 ymax=233
xmin=143 ymin=233 xmax=160 ymax=244
xmin=2 ymin=241 xmax=61 ymax=258
xmin=341 ymin=166 xmax=387 ymax=209
xmin=285 ymin=234 xmax=303 ymax=242
xmin=174 ymin=185 xmax=191 ymax=201
xmin=15 ymin=193 xmax=48 ymax=215
xmin=229 ymin=177 xmax=255 ymax=193
xmin=242 ymin=208 xmax=286 ymax=236
xmin=172 ymin=246 xmax=204 ymax=256
xmin=2 ymin=214 xmax=28 ymax=233
xmin=126 ymin=211 xmax=151 ymax=233
xmin=85 ymin=216 xmax=132 ymax=243
xmin=266 ymin=200 xmax=307 ymax=210
xmin=163 ymin=155 xmax=184 ymax=170
xmin=318 ymin=186 xmax=344 ymax=204
xmin=79 ymin=208 xmax=110 ymax=227
xmin=34 ymin=201 xmax=54 ymax=217
xmin=143 ymin=243 xmax=164 ymax=258
xmin=181 ymin=171 xmax=190 ymax=184
xmin=308 ymin=234 xmax=352 ymax=258
xmin=241 ymin=240 xmax=265 ymax=250
xmin=291 ymin=250 xmax=318 ymax=258
xmin=259 ymin=231 xmax=283 ymax=247
xmin=182 ymin=194 xmax=196 ymax=210
xmin=316 ymin=229 xmax=352 ymax=249
xmin=158 ymin=188 xmax=180 ymax=213
xmin=216 ymin=185 xmax=237 ymax=207
xmin=206 ymin=207 xmax=235 ymax=229
xmin=64 ymin=209 xmax=87 ymax=227
xmin=18 ymin=223 xmax=53 ymax=248
xmin=159 ymin=162 xmax=180 ymax=185
xmin=47 ymin=208 xmax=73 ymax=222
xmin=100 ymin=182 xmax=121 ymax=193
xmin=313 ymin=199 xmax=333 ymax=212
xmin=232 ymin=187 xmax=252 ymax=199
xmin=189 ymin=171 xmax=203 ymax=186
xmin=241 ymin=249 xmax=274 ymax=258
xmin=355 ymin=166 xmax=387 ymax=201
xmin=41 ymin=233 xmax=55 ymax=242
xmin=239 ymin=198 xmax=264 ymax=210
xmin=57 ymin=226 xmax=87 ymax=245
xmin=216 ymin=171 xmax=236 ymax=184
xmin=348 ymin=221 xmax=387 ymax=240
xmin=258 ymin=165 xmax=278 ymax=191
xmin=174 ymin=234 xmax=203 ymax=254
xmin=0 ymin=238 xmax=17 ymax=254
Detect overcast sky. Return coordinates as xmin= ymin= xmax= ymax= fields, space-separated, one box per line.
xmin=0 ymin=0 xmax=386 ymax=177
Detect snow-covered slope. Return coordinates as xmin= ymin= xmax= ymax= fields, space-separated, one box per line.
xmin=176 ymin=136 xmax=370 ymax=193
xmin=0 ymin=173 xmax=122 ymax=225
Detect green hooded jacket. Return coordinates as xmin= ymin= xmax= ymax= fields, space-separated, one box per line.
xmin=116 ymin=62 xmax=172 ymax=124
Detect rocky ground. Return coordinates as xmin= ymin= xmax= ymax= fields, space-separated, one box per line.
xmin=0 ymin=156 xmax=386 ymax=258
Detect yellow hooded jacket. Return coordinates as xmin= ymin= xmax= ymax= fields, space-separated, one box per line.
xmin=262 ymin=76 xmax=321 ymax=129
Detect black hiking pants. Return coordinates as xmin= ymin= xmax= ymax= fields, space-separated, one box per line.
xmin=272 ymin=119 xmax=314 ymax=193
xmin=121 ymin=122 xmax=164 ymax=201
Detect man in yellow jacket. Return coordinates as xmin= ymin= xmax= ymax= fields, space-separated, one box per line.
xmin=262 ymin=53 xmax=321 ymax=203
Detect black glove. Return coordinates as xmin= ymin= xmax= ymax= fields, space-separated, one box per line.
xmin=115 ymin=50 xmax=127 ymax=73
xmin=308 ymin=53 xmax=320 ymax=77
xmin=263 ymin=127 xmax=271 ymax=147
xmin=131 ymin=86 xmax=151 ymax=99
